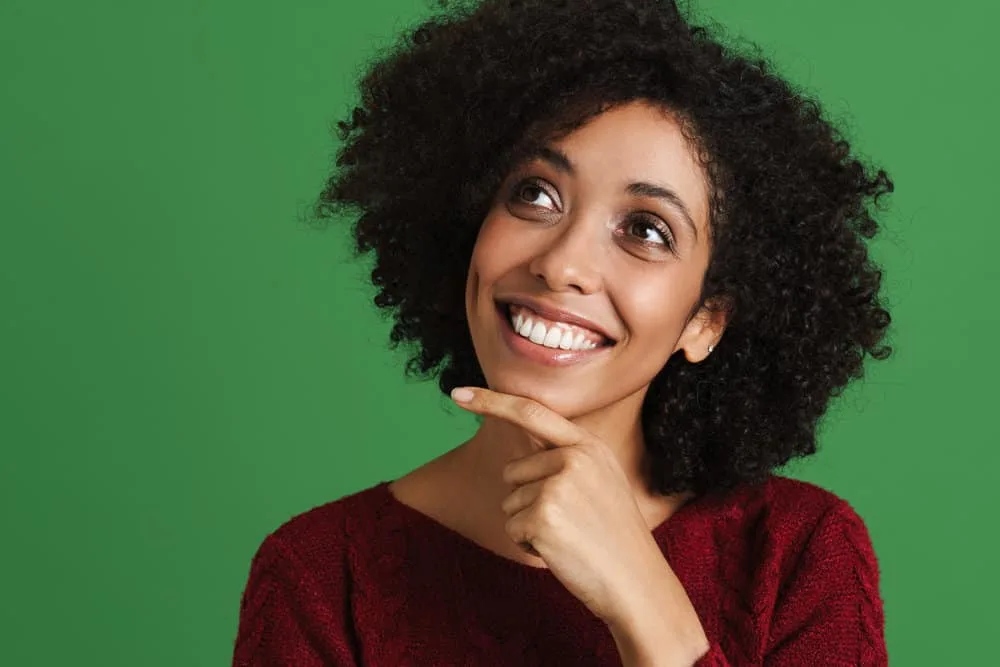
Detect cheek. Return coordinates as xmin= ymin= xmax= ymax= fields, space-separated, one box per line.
xmin=466 ymin=215 xmax=507 ymax=315
xmin=469 ymin=219 xmax=498 ymax=277
xmin=615 ymin=278 xmax=695 ymax=348
xmin=469 ymin=213 xmax=528 ymax=284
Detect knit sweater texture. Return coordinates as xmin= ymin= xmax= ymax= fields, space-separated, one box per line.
xmin=232 ymin=475 xmax=887 ymax=666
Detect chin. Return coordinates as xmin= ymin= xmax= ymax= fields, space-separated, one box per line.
xmin=482 ymin=371 xmax=601 ymax=420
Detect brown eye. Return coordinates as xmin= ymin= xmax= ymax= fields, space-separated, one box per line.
xmin=625 ymin=214 xmax=674 ymax=249
xmin=512 ymin=179 xmax=558 ymax=210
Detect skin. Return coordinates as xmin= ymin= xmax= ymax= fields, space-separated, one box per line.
xmin=390 ymin=100 xmax=729 ymax=664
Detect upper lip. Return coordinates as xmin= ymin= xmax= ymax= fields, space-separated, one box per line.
xmin=498 ymin=295 xmax=617 ymax=343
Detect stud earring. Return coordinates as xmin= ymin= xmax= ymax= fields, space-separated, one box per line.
xmin=708 ymin=344 xmax=715 ymax=354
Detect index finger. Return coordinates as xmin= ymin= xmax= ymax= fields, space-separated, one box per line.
xmin=450 ymin=386 xmax=589 ymax=449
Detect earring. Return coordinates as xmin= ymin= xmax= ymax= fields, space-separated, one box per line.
xmin=708 ymin=344 xmax=715 ymax=354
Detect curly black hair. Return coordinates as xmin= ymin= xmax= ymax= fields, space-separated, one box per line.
xmin=315 ymin=0 xmax=893 ymax=496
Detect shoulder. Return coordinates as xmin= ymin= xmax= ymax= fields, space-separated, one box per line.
xmin=711 ymin=474 xmax=882 ymax=597
xmin=233 ymin=483 xmax=395 ymax=663
xmin=758 ymin=474 xmax=857 ymax=518
xmin=245 ymin=480 xmax=395 ymax=583
xmin=715 ymin=474 xmax=874 ymax=542
xmin=682 ymin=474 xmax=880 ymax=577
xmin=758 ymin=475 xmax=877 ymax=549
xmin=755 ymin=476 xmax=881 ymax=572
xmin=274 ymin=481 xmax=390 ymax=543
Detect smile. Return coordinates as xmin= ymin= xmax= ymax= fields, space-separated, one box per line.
xmin=508 ymin=304 xmax=606 ymax=350
xmin=495 ymin=301 xmax=614 ymax=367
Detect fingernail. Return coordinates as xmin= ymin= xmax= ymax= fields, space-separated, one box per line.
xmin=451 ymin=387 xmax=475 ymax=403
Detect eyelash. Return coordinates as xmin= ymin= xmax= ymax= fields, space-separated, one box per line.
xmin=623 ymin=213 xmax=675 ymax=251
xmin=508 ymin=177 xmax=676 ymax=253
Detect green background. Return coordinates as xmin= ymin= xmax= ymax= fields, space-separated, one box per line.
xmin=2 ymin=0 xmax=995 ymax=664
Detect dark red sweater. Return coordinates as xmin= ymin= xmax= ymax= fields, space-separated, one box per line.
xmin=232 ymin=475 xmax=887 ymax=665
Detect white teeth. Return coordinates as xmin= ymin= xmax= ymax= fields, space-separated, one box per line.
xmin=558 ymin=329 xmax=574 ymax=350
xmin=542 ymin=327 xmax=563 ymax=348
xmin=518 ymin=317 xmax=533 ymax=337
xmin=529 ymin=321 xmax=547 ymax=344
xmin=508 ymin=306 xmax=604 ymax=352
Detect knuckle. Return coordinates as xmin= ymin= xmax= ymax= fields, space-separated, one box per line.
xmin=499 ymin=491 xmax=516 ymax=515
xmin=561 ymin=449 xmax=584 ymax=472
xmin=517 ymin=399 xmax=545 ymax=422
xmin=504 ymin=515 xmax=524 ymax=540
xmin=535 ymin=493 xmax=562 ymax=527
xmin=548 ymin=475 xmax=572 ymax=501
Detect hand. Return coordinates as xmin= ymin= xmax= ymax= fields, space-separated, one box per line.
xmin=450 ymin=386 xmax=686 ymax=629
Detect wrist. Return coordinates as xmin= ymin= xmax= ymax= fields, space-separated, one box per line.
xmin=609 ymin=614 xmax=709 ymax=667
xmin=605 ymin=553 xmax=710 ymax=666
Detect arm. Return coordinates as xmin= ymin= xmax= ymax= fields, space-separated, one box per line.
xmin=231 ymin=534 xmax=360 ymax=667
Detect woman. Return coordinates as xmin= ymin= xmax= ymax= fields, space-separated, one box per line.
xmin=232 ymin=0 xmax=893 ymax=664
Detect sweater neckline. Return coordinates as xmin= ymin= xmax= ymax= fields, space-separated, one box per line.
xmin=373 ymin=478 xmax=701 ymax=579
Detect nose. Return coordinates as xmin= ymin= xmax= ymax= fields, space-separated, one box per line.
xmin=527 ymin=215 xmax=604 ymax=295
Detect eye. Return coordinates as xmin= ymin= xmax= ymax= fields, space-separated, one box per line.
xmin=511 ymin=178 xmax=559 ymax=211
xmin=624 ymin=214 xmax=675 ymax=251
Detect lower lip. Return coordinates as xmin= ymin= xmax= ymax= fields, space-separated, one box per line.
xmin=496 ymin=304 xmax=612 ymax=367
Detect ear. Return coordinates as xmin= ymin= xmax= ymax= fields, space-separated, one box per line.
xmin=675 ymin=295 xmax=731 ymax=363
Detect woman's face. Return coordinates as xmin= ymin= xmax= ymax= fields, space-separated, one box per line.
xmin=465 ymin=100 xmax=724 ymax=419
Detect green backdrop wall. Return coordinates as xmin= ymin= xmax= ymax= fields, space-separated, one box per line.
xmin=2 ymin=0 xmax=996 ymax=664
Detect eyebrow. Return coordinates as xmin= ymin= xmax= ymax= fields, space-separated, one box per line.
xmin=527 ymin=145 xmax=699 ymax=240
